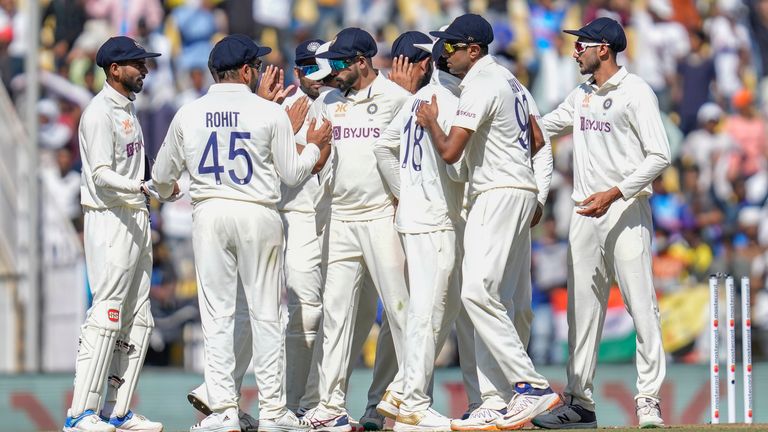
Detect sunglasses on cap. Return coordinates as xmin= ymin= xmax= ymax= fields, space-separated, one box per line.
xmin=574 ymin=41 xmax=607 ymax=54
xmin=297 ymin=64 xmax=320 ymax=75
xmin=328 ymin=58 xmax=358 ymax=71
xmin=443 ymin=41 xmax=470 ymax=55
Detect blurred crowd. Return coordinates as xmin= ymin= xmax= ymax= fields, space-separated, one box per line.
xmin=3 ymin=0 xmax=768 ymax=369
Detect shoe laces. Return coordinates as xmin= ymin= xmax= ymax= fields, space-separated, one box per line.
xmin=469 ymin=407 xmax=503 ymax=420
xmin=506 ymin=393 xmax=536 ymax=416
xmin=636 ymin=398 xmax=661 ymax=417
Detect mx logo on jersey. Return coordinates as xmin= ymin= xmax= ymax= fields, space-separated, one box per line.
xmin=335 ymin=103 xmax=348 ymax=117
xmin=581 ymin=92 xmax=593 ymax=108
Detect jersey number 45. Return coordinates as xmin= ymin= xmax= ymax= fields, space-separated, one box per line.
xmin=198 ymin=131 xmax=253 ymax=185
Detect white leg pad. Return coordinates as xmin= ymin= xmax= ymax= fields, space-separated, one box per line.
xmin=104 ymin=301 xmax=154 ymax=418
xmin=70 ymin=301 xmax=122 ymax=416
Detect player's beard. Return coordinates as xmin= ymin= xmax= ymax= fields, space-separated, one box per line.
xmin=578 ymin=55 xmax=600 ymax=76
xmin=299 ymin=76 xmax=320 ymax=99
xmin=122 ymin=73 xmax=144 ymax=94
xmin=334 ymin=69 xmax=358 ymax=93
xmin=248 ymin=73 xmax=259 ymax=93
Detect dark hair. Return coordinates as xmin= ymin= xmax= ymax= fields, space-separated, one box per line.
xmin=478 ymin=44 xmax=489 ymax=55
xmin=215 ymin=68 xmax=241 ymax=82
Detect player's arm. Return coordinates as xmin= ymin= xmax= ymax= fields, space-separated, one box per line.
xmin=416 ymin=94 xmax=473 ymax=164
xmin=273 ymin=109 xmax=330 ymax=186
xmin=84 ymin=110 xmax=143 ymax=193
xmin=151 ymin=113 xmax=185 ymax=199
xmin=373 ymin=104 xmax=405 ymax=198
xmin=524 ymin=88 xmax=553 ymax=225
xmin=541 ymin=87 xmax=578 ymax=139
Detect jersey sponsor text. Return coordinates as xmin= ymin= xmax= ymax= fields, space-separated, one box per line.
xmin=205 ymin=111 xmax=240 ymax=128
xmin=579 ymin=116 xmax=612 ymax=133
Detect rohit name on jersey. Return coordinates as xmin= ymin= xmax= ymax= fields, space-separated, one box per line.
xmin=206 ymin=111 xmax=240 ymax=128
xmin=332 ymin=126 xmax=381 ymax=140
xmin=579 ymin=116 xmax=612 ymax=132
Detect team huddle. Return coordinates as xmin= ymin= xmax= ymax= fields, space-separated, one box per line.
xmin=64 ymin=12 xmax=672 ymax=432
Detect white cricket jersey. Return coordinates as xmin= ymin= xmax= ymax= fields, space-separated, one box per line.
xmin=541 ymin=67 xmax=671 ymax=202
xmin=453 ymin=55 xmax=539 ymax=198
xmin=278 ymin=87 xmax=322 ymax=213
xmin=152 ymin=83 xmax=320 ymax=205
xmin=375 ymin=70 xmax=464 ymax=234
xmin=313 ymin=73 xmax=410 ymax=221
xmin=79 ymin=82 xmax=146 ymax=210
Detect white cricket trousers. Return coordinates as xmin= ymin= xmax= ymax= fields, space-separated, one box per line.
xmin=565 ymin=196 xmax=665 ymax=410
xmin=399 ymin=230 xmax=462 ymax=413
xmin=193 ymin=199 xmax=286 ymax=418
xmin=280 ymin=210 xmax=324 ymax=411
xmin=316 ymin=216 xmax=409 ymax=415
xmin=461 ymin=188 xmax=549 ymax=403
xmin=71 ymin=206 xmax=152 ymax=416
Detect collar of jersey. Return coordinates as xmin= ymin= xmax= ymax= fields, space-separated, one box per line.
xmin=432 ymin=69 xmax=461 ymax=96
xmin=459 ymin=54 xmax=496 ymax=90
xmin=343 ymin=72 xmax=386 ymax=103
xmin=207 ymin=83 xmax=253 ymax=93
xmin=588 ymin=66 xmax=628 ymax=91
xmin=103 ymin=82 xmax=135 ymax=107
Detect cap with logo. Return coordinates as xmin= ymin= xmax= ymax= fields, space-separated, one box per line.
xmin=210 ymin=34 xmax=272 ymax=71
xmin=429 ymin=14 xmax=494 ymax=45
xmin=563 ymin=17 xmax=627 ymax=53
xmin=391 ymin=31 xmax=433 ymax=63
xmin=414 ymin=25 xmax=449 ymax=60
xmin=305 ymin=40 xmax=333 ymax=81
xmin=316 ymin=27 xmax=378 ymax=60
xmin=96 ymin=36 xmax=161 ymax=68
xmin=295 ymin=39 xmax=325 ymax=63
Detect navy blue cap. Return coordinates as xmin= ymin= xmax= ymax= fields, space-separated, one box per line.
xmin=316 ymin=27 xmax=377 ymax=60
xmin=564 ymin=17 xmax=627 ymax=53
xmin=96 ymin=36 xmax=160 ymax=68
xmin=391 ymin=31 xmax=432 ymax=63
xmin=430 ymin=14 xmax=494 ymax=45
xmin=295 ymin=39 xmax=325 ymax=63
xmin=210 ymin=34 xmax=272 ymax=71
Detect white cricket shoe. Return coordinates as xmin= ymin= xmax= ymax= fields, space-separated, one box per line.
xmin=376 ymin=390 xmax=402 ymax=420
xmin=259 ymin=410 xmax=310 ymax=432
xmin=107 ymin=411 xmax=163 ymax=432
xmin=359 ymin=406 xmax=385 ymax=430
xmin=187 ymin=387 xmax=257 ymax=432
xmin=63 ymin=410 xmax=116 ymax=432
xmin=302 ymin=406 xmax=352 ymax=432
xmin=496 ymin=384 xmax=561 ymax=430
xmin=190 ymin=408 xmax=240 ymax=432
xmin=636 ymin=397 xmax=664 ymax=428
xmin=394 ymin=408 xmax=451 ymax=431
xmin=450 ymin=406 xmax=506 ymax=431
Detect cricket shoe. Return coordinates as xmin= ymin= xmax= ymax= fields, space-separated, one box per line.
xmin=450 ymin=406 xmax=506 ymax=431
xmin=190 ymin=408 xmax=240 ymax=432
xmin=63 ymin=409 xmax=116 ymax=432
xmin=460 ymin=404 xmax=482 ymax=421
xmin=376 ymin=390 xmax=402 ymax=420
xmin=105 ymin=411 xmax=163 ymax=432
xmin=394 ymin=408 xmax=451 ymax=431
xmin=348 ymin=413 xmax=365 ymax=432
xmin=187 ymin=387 xmax=257 ymax=432
xmin=495 ymin=383 xmax=561 ymax=430
xmin=636 ymin=397 xmax=664 ymax=428
xmin=360 ymin=406 xmax=385 ymax=430
xmin=259 ymin=410 xmax=311 ymax=432
xmin=530 ymin=395 xmax=597 ymax=429
xmin=302 ymin=406 xmax=352 ymax=432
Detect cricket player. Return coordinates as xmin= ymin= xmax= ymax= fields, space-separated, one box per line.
xmin=64 ymin=36 xmax=174 ymax=432
xmin=152 ymin=34 xmax=332 ymax=432
xmin=416 ymin=14 xmax=560 ymax=430
xmin=532 ymin=17 xmax=670 ymax=429
xmin=300 ymin=27 xmax=411 ymax=432
xmin=373 ymin=31 xmax=464 ymax=431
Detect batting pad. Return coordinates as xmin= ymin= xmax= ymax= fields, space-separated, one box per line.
xmin=70 ymin=301 xmax=122 ymax=416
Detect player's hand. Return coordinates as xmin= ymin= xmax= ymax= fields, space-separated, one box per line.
xmin=576 ymin=187 xmax=623 ymax=218
xmin=388 ymin=55 xmax=417 ymax=94
xmin=286 ymin=96 xmax=310 ymax=134
xmin=257 ymin=65 xmax=293 ymax=103
xmin=306 ymin=118 xmax=333 ymax=150
xmin=415 ymin=94 xmax=439 ymax=128
xmin=530 ymin=203 xmax=543 ymax=227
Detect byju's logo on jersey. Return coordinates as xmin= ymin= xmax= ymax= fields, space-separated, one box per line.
xmin=333 ymin=126 xmax=341 ymax=141
xmin=579 ymin=116 xmax=611 ymax=132
xmin=335 ymin=127 xmax=380 ymax=139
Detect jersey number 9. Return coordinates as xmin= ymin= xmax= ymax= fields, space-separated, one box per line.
xmin=198 ymin=131 xmax=253 ymax=185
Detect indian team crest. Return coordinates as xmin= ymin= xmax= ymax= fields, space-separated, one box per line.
xmin=307 ymin=41 xmax=321 ymax=53
xmin=603 ymin=98 xmax=613 ymax=110
xmin=367 ymin=103 xmax=378 ymax=115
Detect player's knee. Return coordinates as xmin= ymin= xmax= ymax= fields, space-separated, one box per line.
xmin=132 ymin=300 xmax=155 ymax=329
xmin=287 ymin=302 xmax=322 ymax=335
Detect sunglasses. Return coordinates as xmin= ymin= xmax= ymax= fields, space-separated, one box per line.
xmin=443 ymin=41 xmax=469 ymax=55
xmin=249 ymin=60 xmax=264 ymax=72
xmin=298 ymin=64 xmax=320 ymax=75
xmin=328 ymin=58 xmax=357 ymax=71
xmin=574 ymin=41 xmax=607 ymax=54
